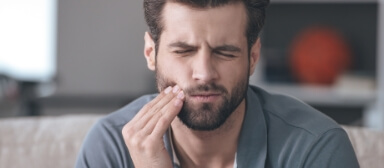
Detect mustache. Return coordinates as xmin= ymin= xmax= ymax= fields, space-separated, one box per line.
xmin=183 ymin=83 xmax=228 ymax=95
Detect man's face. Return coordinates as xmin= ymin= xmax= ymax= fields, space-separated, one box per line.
xmin=146 ymin=2 xmax=258 ymax=131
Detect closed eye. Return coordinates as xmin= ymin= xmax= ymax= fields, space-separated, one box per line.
xmin=174 ymin=49 xmax=194 ymax=54
xmin=212 ymin=45 xmax=241 ymax=58
xmin=214 ymin=51 xmax=236 ymax=58
xmin=169 ymin=42 xmax=197 ymax=55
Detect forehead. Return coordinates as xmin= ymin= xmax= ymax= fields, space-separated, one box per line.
xmin=160 ymin=2 xmax=248 ymax=46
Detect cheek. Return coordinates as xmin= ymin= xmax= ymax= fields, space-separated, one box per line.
xmin=219 ymin=60 xmax=248 ymax=79
xmin=158 ymin=57 xmax=191 ymax=85
xmin=217 ymin=60 xmax=249 ymax=92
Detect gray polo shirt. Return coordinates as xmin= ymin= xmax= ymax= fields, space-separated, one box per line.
xmin=75 ymin=85 xmax=359 ymax=168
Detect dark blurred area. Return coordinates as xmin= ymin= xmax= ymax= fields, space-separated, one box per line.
xmin=250 ymin=1 xmax=382 ymax=128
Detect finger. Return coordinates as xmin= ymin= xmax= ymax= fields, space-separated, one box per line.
xmin=151 ymin=90 xmax=184 ymax=138
xmin=141 ymin=89 xmax=184 ymax=135
xmin=139 ymin=86 xmax=180 ymax=134
xmin=132 ymin=86 xmax=180 ymax=131
xmin=144 ymin=86 xmax=181 ymax=119
xmin=131 ymin=86 xmax=173 ymax=122
xmin=122 ymin=87 xmax=176 ymax=145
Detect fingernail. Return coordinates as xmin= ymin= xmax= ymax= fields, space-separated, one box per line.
xmin=177 ymin=91 xmax=184 ymax=99
xmin=164 ymin=86 xmax=172 ymax=94
xmin=172 ymin=85 xmax=180 ymax=93
xmin=174 ymin=99 xmax=182 ymax=107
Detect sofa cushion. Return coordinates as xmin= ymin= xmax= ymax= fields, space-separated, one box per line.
xmin=0 ymin=114 xmax=103 ymax=168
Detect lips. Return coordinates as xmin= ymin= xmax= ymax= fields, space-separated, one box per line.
xmin=188 ymin=93 xmax=221 ymax=102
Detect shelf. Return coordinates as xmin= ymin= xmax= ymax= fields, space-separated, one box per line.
xmin=254 ymin=83 xmax=376 ymax=107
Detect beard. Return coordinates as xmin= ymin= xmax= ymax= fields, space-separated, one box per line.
xmin=156 ymin=68 xmax=249 ymax=131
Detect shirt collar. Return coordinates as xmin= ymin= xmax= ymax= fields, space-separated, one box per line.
xmin=168 ymin=129 xmax=238 ymax=168
xmin=168 ymin=128 xmax=181 ymax=167
xmin=235 ymin=86 xmax=268 ymax=167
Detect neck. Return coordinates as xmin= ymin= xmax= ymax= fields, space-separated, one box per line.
xmin=170 ymin=99 xmax=246 ymax=168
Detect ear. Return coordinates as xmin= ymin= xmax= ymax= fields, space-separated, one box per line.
xmin=249 ymin=38 xmax=261 ymax=76
xmin=144 ymin=32 xmax=156 ymax=71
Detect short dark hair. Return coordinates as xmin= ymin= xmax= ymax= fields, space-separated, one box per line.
xmin=144 ymin=0 xmax=270 ymax=53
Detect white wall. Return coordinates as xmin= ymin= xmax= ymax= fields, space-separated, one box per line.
xmin=56 ymin=0 xmax=156 ymax=97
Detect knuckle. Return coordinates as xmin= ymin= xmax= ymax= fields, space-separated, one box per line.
xmin=122 ymin=125 xmax=140 ymax=144
xmin=129 ymin=136 xmax=144 ymax=148
xmin=144 ymin=102 xmax=154 ymax=110
xmin=157 ymin=117 xmax=169 ymax=128
xmin=122 ymin=124 xmax=134 ymax=136
xmin=145 ymin=104 xmax=161 ymax=115
xmin=142 ymin=137 xmax=158 ymax=152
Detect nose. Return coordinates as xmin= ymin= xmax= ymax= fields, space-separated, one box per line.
xmin=192 ymin=49 xmax=219 ymax=83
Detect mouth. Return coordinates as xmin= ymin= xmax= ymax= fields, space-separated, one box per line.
xmin=188 ymin=93 xmax=222 ymax=102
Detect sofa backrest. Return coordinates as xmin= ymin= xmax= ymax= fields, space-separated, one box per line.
xmin=343 ymin=125 xmax=384 ymax=168
xmin=0 ymin=115 xmax=383 ymax=168
xmin=0 ymin=115 xmax=103 ymax=168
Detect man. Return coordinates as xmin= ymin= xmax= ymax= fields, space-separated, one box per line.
xmin=76 ymin=0 xmax=359 ymax=167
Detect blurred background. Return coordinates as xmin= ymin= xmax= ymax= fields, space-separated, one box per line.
xmin=0 ymin=0 xmax=156 ymax=117
xmin=0 ymin=0 xmax=383 ymax=130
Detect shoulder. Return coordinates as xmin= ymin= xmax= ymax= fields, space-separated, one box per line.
xmin=85 ymin=94 xmax=157 ymax=143
xmin=248 ymin=85 xmax=341 ymax=136
xmin=75 ymin=94 xmax=156 ymax=168
xmin=248 ymin=86 xmax=358 ymax=167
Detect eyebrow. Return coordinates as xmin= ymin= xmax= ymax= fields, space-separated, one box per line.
xmin=168 ymin=42 xmax=197 ymax=49
xmin=213 ymin=45 xmax=241 ymax=53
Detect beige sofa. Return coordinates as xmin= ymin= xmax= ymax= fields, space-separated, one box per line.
xmin=0 ymin=114 xmax=383 ymax=168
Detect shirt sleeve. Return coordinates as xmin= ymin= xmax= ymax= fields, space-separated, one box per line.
xmin=302 ymin=128 xmax=360 ymax=168
xmin=74 ymin=120 xmax=134 ymax=168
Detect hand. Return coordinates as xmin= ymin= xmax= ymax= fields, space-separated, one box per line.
xmin=122 ymin=85 xmax=184 ymax=168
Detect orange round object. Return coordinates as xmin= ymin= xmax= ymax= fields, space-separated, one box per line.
xmin=290 ymin=26 xmax=352 ymax=85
